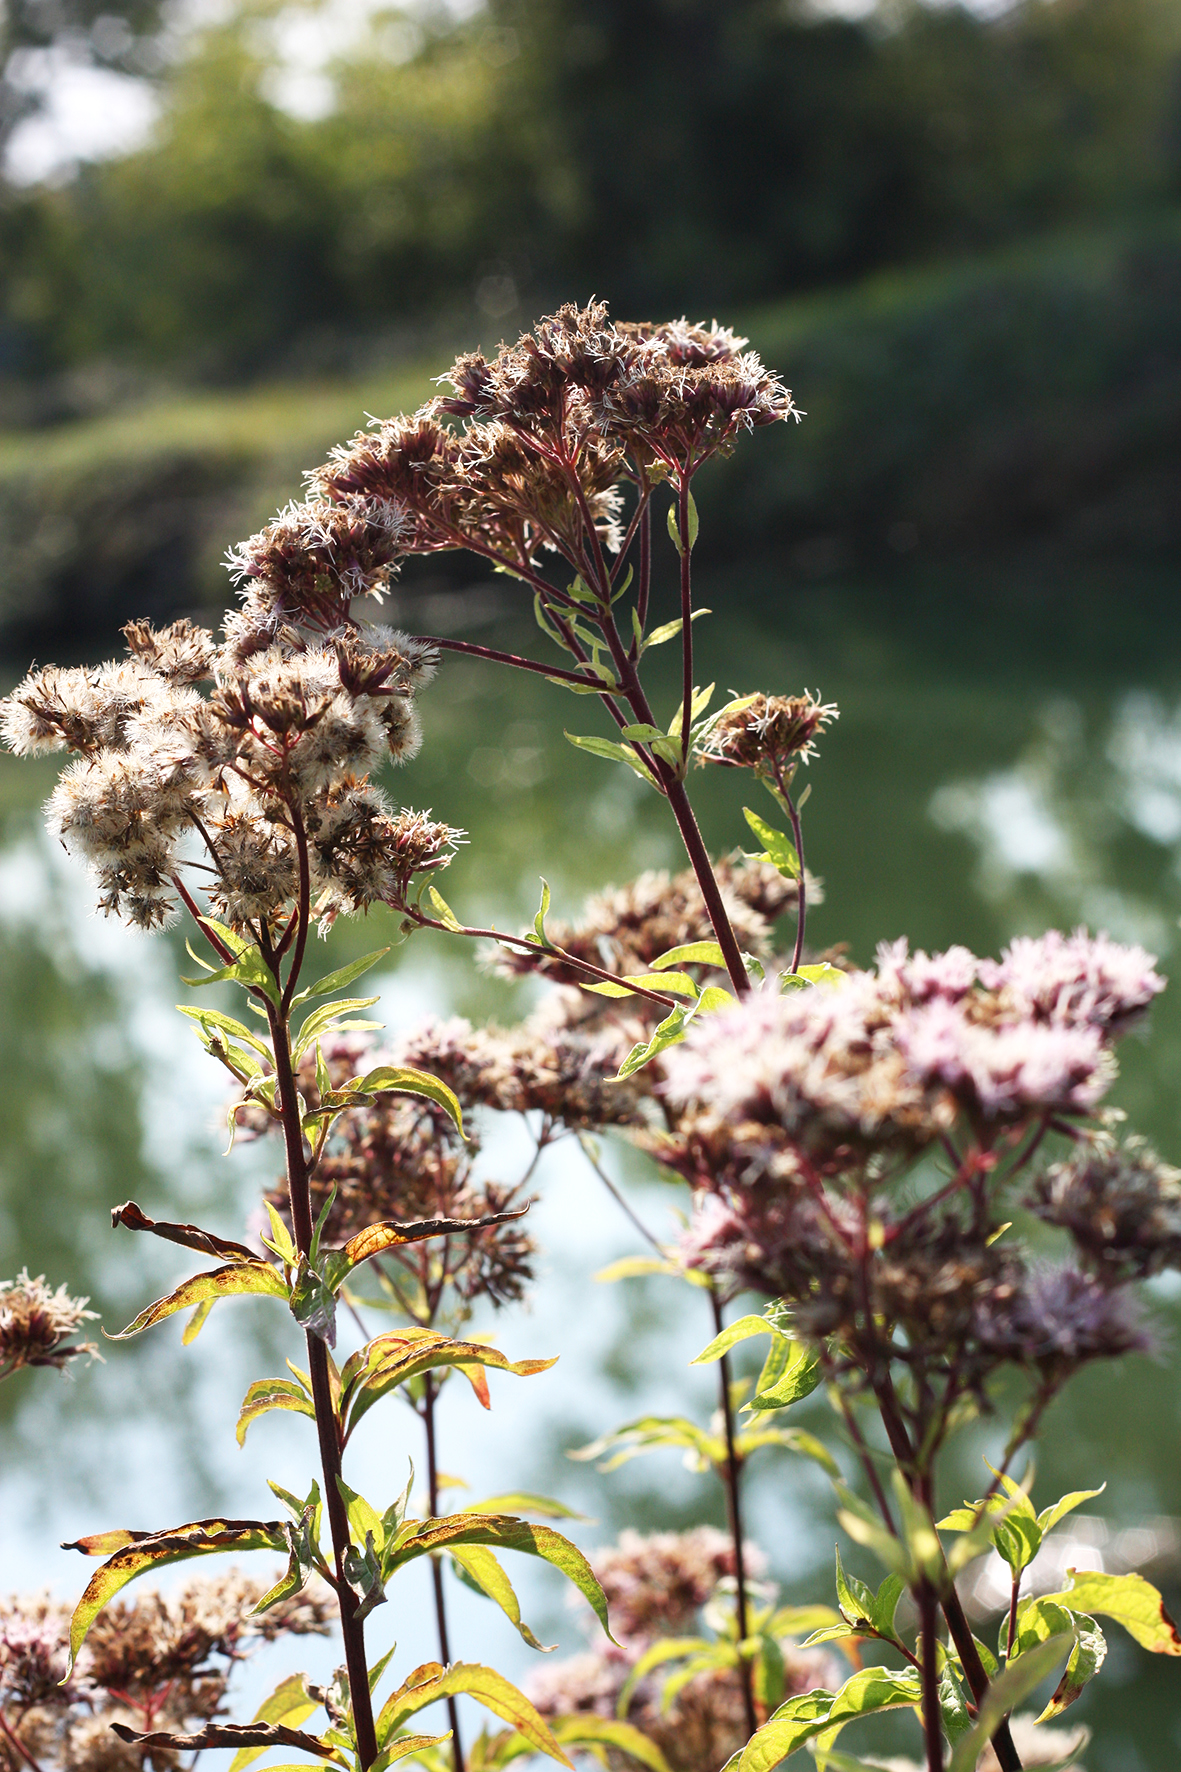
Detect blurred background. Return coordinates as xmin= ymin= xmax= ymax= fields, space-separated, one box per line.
xmin=3 ymin=0 xmax=1181 ymax=1766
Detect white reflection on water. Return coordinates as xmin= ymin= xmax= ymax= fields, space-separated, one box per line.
xmin=929 ymin=695 xmax=1178 ymax=955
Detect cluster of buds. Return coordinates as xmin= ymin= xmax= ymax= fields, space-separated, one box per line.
xmin=0 ymin=1574 xmax=330 ymax=1772
xmin=0 ymin=618 xmax=453 ymax=932
xmin=526 ymin=1530 xmax=838 ymax=1772
xmin=0 ymin=1273 xmax=97 ymax=1379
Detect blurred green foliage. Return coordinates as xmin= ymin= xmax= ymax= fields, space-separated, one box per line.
xmin=2 ymin=0 xmax=1180 ymax=385
xmin=4 ymin=217 xmax=1178 ymax=643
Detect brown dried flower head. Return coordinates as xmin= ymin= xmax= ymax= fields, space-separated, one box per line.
xmin=0 ymin=1272 xmax=98 ymax=1378
xmin=694 ymin=692 xmax=838 ymax=776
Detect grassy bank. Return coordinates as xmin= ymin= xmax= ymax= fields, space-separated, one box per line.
xmin=2 ymin=214 xmax=1179 ymax=644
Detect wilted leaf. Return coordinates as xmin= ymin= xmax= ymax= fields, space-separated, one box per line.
xmin=110 ymin=1201 xmax=258 ymax=1263
xmin=108 ymin=1260 xmax=287 ymax=1339
xmin=385 ymin=1518 xmax=614 ymax=1643
xmin=1040 ymin=1570 xmax=1181 ymax=1655
xmin=65 ymin=1518 xmax=289 ymax=1667
xmin=236 ymin=1377 xmax=317 ymax=1446
xmin=227 ymin=1675 xmax=320 ymax=1772
xmin=110 ymin=1723 xmax=337 ymax=1762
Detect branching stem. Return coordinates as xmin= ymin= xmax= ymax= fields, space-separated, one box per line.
xmin=709 ymin=1292 xmax=758 ymax=1742
xmin=423 ymin=1374 xmax=465 ymax=1772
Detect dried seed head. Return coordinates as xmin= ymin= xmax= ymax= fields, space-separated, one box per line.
xmin=1030 ymin=1135 xmax=1181 ymax=1280
xmin=0 ymin=1271 xmax=98 ymax=1377
xmin=694 ymin=691 xmax=838 ymax=775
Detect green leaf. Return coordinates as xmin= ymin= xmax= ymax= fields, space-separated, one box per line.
xmin=769 ymin=1606 xmax=843 ymax=1640
xmin=564 ymin=731 xmax=658 ymax=785
xmin=227 ymin=1675 xmax=319 ymax=1772
xmin=834 ymin=1487 xmax=909 ymax=1580
xmin=1036 ymin=1486 xmax=1106 ymax=1535
xmin=642 ymin=610 xmax=711 ymax=652
xmin=236 ymin=1377 xmax=317 ymax=1446
xmin=735 ymin=1664 xmax=922 ymax=1772
xmin=1039 ymin=1570 xmax=1181 ymax=1655
xmin=340 ymin=1327 xmax=554 ymax=1439
xmin=754 ymin=1634 xmax=787 ymax=1715
xmin=569 ymin=1415 xmax=723 ymax=1475
xmin=376 ymin=1663 xmax=573 ymax=1766
xmin=385 ymin=1518 xmax=615 ymax=1643
xmin=741 ymin=807 xmax=799 ymax=879
xmin=182 ymin=1299 xmax=215 ymax=1345
xmin=691 ymin=1315 xmax=774 ymax=1364
xmin=289 ymin=1258 xmax=338 ymax=1347
xmin=424 ymin=885 xmax=464 ymax=931
xmin=593 ymin=1257 xmax=687 ymax=1284
xmin=467 ymin=1494 xmax=587 ymax=1521
xmin=937 ymin=1663 xmax=973 ymax=1746
xmin=373 ymin=1737 xmax=454 ymax=1772
xmin=262 ymin=1201 xmax=298 ymax=1267
xmin=64 ymin=1517 xmax=289 ymax=1668
xmin=344 ymin=1067 xmax=465 ymax=1139
xmin=291 ymin=948 xmax=391 ymax=1008
xmin=615 ymin=1005 xmax=691 ymax=1079
xmin=745 ymin=1335 xmax=822 ymax=1413
xmin=735 ymin=1423 xmax=839 ymax=1477
xmin=550 ymin=1717 xmax=672 ymax=1772
xmin=449 ymin=1544 xmax=551 ymax=1650
xmin=615 ymin=1639 xmax=713 ymax=1716
xmin=176 ymin=1005 xmax=273 ymax=1063
xmin=180 ymin=943 xmax=281 ymax=1007
xmin=697 ymin=985 xmax=736 ymax=1014
xmin=533 ymin=879 xmax=552 ymax=947
xmin=293 ymin=997 xmax=382 ymax=1062
xmin=108 ymin=1261 xmax=287 ymax=1339
xmin=1039 ymin=1612 xmax=1107 ymax=1722
xmin=948 ymin=1634 xmax=1072 ymax=1772
xmin=649 ymin=942 xmax=728 ymax=972
xmin=667 ymin=683 xmax=715 ymax=742
xmin=337 ymin=1476 xmax=387 ymax=1554
xmin=583 ymin=972 xmax=699 ymax=1001
xmin=834 ymin=1548 xmax=876 ymax=1630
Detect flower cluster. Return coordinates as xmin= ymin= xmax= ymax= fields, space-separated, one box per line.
xmin=1030 ymin=1135 xmax=1181 ymax=1280
xmin=526 ymin=1531 xmax=837 ymax=1772
xmin=218 ymin=303 xmax=798 ymax=651
xmin=656 ymin=931 xmax=1167 ymax=1392
xmin=0 ymin=1574 xmax=331 ymax=1772
xmin=0 ymin=1273 xmax=97 ymax=1378
xmin=694 ymin=692 xmax=838 ymax=778
xmin=0 ymin=618 xmax=452 ymax=932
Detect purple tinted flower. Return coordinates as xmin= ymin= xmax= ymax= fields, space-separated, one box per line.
xmin=974 ymin=1265 xmax=1151 ymax=1371
xmin=897 ymin=999 xmax=1113 ymax=1120
xmin=875 ymin=938 xmax=980 ymax=1003
xmin=981 ymin=928 xmax=1165 ymax=1032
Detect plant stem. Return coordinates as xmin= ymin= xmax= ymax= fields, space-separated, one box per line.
xmin=1006 ymin=1574 xmax=1021 ymax=1661
xmin=0 ymin=1708 xmax=44 ymax=1772
xmin=578 ymin=1137 xmax=665 ymax=1254
xmin=660 ymin=773 xmax=750 ymax=996
xmin=420 ymin=636 xmax=606 ymax=691
xmin=678 ymin=471 xmax=694 ymax=765
xmin=781 ymin=788 xmax=807 ymax=975
xmin=268 ymin=995 xmax=379 ymax=1770
xmin=940 ymin=1586 xmax=1023 ymax=1771
xmin=423 ymin=1373 xmax=465 ymax=1772
xmin=709 ymin=1292 xmax=758 ymax=1741
xmin=918 ymin=1581 xmax=944 ymax=1772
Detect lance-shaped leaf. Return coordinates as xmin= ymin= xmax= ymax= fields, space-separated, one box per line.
xmin=340 ymin=1328 xmax=555 ymax=1442
xmin=376 ymin=1662 xmax=573 ymax=1766
xmin=616 ymin=1640 xmax=713 ymax=1716
xmin=110 ymin=1723 xmax=340 ymax=1762
xmin=236 ymin=1377 xmax=317 ymax=1446
xmin=744 ymin=1339 xmax=822 ymax=1413
xmin=947 ymin=1633 xmax=1072 ymax=1772
xmin=449 ymin=1543 xmax=552 ymax=1650
xmin=1036 ymin=1485 xmax=1105 ymax=1535
xmin=292 ymin=997 xmax=383 ymax=1063
xmin=1039 ymin=1570 xmax=1181 ymax=1655
xmin=1039 ymin=1611 xmax=1107 ymax=1722
xmin=550 ymin=1716 xmax=673 ymax=1772
xmin=290 ymin=948 xmax=391 ymax=1008
xmin=733 ymin=1667 xmax=922 ymax=1772
xmin=65 ymin=1517 xmax=289 ymax=1667
xmin=691 ymin=1316 xmax=775 ymax=1365
xmin=177 ymin=1005 xmax=274 ymax=1062
xmin=108 ymin=1260 xmax=288 ymax=1339
xmin=467 ymin=1493 xmax=586 ymax=1522
xmin=734 ymin=1423 xmax=840 ymax=1477
xmin=569 ymin=1416 xmax=724 ymax=1475
xmin=374 ymin=1737 xmax=454 ymax=1772
xmin=322 ymin=1206 xmax=527 ymax=1293
xmin=227 ymin=1674 xmax=321 ymax=1772
xmin=649 ymin=941 xmax=729 ymax=972
xmin=111 ymin=1201 xmax=259 ymax=1263
xmin=384 ymin=1516 xmax=615 ymax=1641
xmin=180 ymin=941 xmax=281 ymax=1006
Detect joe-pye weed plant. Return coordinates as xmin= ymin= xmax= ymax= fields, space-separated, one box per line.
xmin=2 ymin=304 xmax=1180 ymax=1772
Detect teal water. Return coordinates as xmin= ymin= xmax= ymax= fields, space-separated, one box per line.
xmin=2 ymin=575 xmax=1181 ymax=1769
